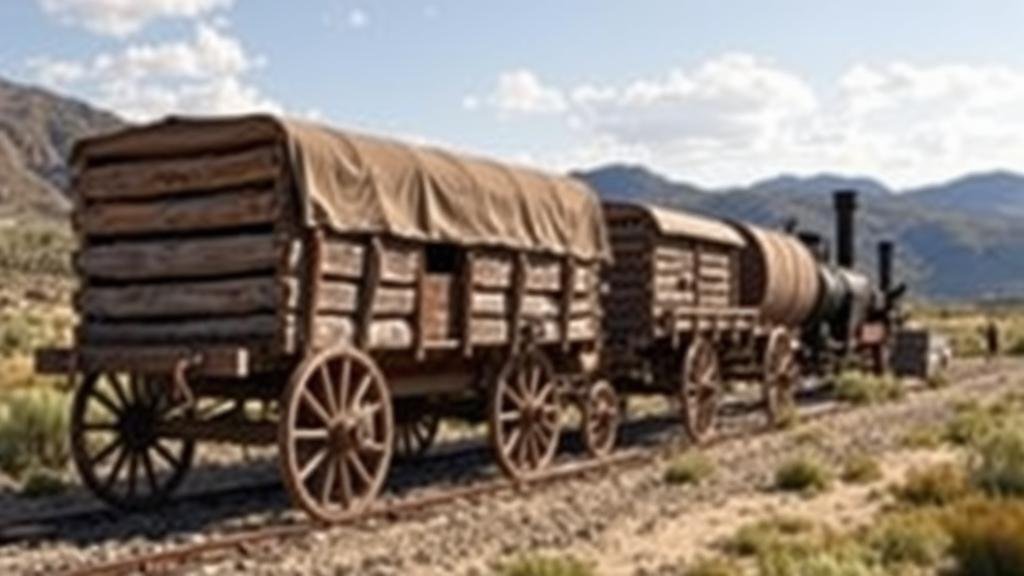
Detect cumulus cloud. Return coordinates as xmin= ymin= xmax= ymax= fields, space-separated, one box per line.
xmin=29 ymin=22 xmax=279 ymax=121
xmin=471 ymin=54 xmax=1024 ymax=187
xmin=38 ymin=0 xmax=233 ymax=37
xmin=487 ymin=69 xmax=567 ymax=116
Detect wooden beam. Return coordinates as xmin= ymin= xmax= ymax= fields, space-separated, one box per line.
xmin=77 ymin=145 xmax=282 ymax=201
xmin=78 ymin=187 xmax=279 ymax=236
xmin=35 ymin=345 xmax=251 ymax=378
xmin=462 ymin=250 xmax=475 ymax=357
xmin=79 ymin=277 xmax=283 ymax=319
xmin=80 ymin=314 xmax=283 ymax=345
xmin=78 ymin=233 xmax=280 ymax=281
xmin=357 ymin=237 xmax=383 ymax=348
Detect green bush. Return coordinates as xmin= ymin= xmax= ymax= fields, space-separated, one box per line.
xmin=774 ymin=457 xmax=833 ymax=494
xmin=664 ymin=452 xmax=716 ymax=485
xmin=946 ymin=498 xmax=1024 ymax=576
xmin=0 ymin=386 xmax=70 ymax=477
xmin=892 ymin=463 xmax=971 ymax=507
xmin=841 ymin=453 xmax=883 ymax=485
xmin=496 ymin=555 xmax=594 ymax=576
xmin=970 ymin=426 xmax=1024 ymax=497
xmin=835 ymin=372 xmax=904 ymax=406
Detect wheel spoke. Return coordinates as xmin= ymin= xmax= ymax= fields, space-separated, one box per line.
xmin=319 ymin=365 xmax=337 ymax=415
xmin=142 ymin=450 xmax=159 ymax=495
xmin=502 ymin=425 xmax=522 ymax=456
xmin=90 ymin=388 xmax=123 ymax=417
xmin=500 ymin=410 xmax=521 ymax=423
xmin=502 ymin=386 xmax=527 ymax=409
xmin=126 ymin=451 xmax=139 ymax=499
xmin=300 ymin=447 xmax=329 ymax=481
xmin=351 ymin=374 xmax=373 ymax=410
xmin=294 ymin=428 xmax=329 ymax=441
xmin=301 ymin=389 xmax=332 ymax=424
xmin=89 ymin=436 xmax=122 ymax=466
xmin=337 ymin=455 xmax=353 ymax=506
xmin=82 ymin=421 xmax=118 ymax=433
xmin=348 ymin=450 xmax=373 ymax=485
xmin=151 ymin=441 xmax=182 ymax=470
xmin=338 ymin=357 xmax=353 ymax=411
xmin=103 ymin=446 xmax=129 ymax=491
xmin=319 ymin=453 xmax=337 ymax=504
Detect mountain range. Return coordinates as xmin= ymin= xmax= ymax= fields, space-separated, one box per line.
xmin=0 ymin=75 xmax=1022 ymax=300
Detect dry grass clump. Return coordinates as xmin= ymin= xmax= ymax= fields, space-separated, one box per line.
xmin=834 ymin=372 xmax=904 ymax=406
xmin=969 ymin=425 xmax=1024 ymax=497
xmin=901 ymin=424 xmax=945 ymax=449
xmin=840 ymin=452 xmax=883 ymax=485
xmin=496 ymin=555 xmax=594 ymax=576
xmin=773 ymin=456 xmax=833 ymax=494
xmin=892 ymin=463 xmax=971 ymax=507
xmin=681 ymin=557 xmax=740 ymax=576
xmin=0 ymin=386 xmax=70 ymax=477
xmin=664 ymin=452 xmax=716 ymax=486
xmin=867 ymin=510 xmax=950 ymax=569
xmin=945 ymin=404 xmax=1000 ymax=447
xmin=945 ymin=497 xmax=1024 ymax=576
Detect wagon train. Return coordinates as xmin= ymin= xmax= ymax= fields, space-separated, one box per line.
xmin=36 ymin=114 xmax=910 ymax=522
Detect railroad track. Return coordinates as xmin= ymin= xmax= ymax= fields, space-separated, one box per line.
xmin=17 ymin=361 xmax=1017 ymax=576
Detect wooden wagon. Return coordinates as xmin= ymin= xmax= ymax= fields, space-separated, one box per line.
xmin=36 ymin=115 xmax=612 ymax=521
xmin=601 ymin=203 xmax=807 ymax=442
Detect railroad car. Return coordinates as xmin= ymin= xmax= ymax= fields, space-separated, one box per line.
xmin=37 ymin=115 xmax=610 ymax=522
xmin=35 ymin=114 xmax=906 ymax=522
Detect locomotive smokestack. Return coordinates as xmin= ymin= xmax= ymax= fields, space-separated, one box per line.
xmin=878 ymin=240 xmax=894 ymax=294
xmin=833 ymin=189 xmax=858 ymax=268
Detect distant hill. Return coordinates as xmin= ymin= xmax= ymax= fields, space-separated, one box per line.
xmin=0 ymin=77 xmax=123 ymax=219
xmin=904 ymin=171 xmax=1024 ymax=220
xmin=578 ymin=167 xmax=1024 ymax=300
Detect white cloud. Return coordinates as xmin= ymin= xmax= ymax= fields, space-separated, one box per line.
xmin=471 ymin=54 xmax=1024 ymax=188
xmin=29 ymin=22 xmax=279 ymax=121
xmin=38 ymin=0 xmax=233 ymax=37
xmin=347 ymin=8 xmax=369 ymax=29
xmin=487 ymin=69 xmax=567 ymax=116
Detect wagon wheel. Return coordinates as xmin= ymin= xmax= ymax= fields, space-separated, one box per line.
xmin=279 ymin=345 xmax=394 ymax=522
xmin=763 ymin=329 xmax=799 ymax=427
xmin=581 ymin=380 xmax=620 ymax=458
xmin=489 ymin=348 xmax=562 ymax=479
xmin=679 ymin=337 xmax=722 ymax=444
xmin=394 ymin=412 xmax=440 ymax=460
xmin=70 ymin=372 xmax=195 ymax=511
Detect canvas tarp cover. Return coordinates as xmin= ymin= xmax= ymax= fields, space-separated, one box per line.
xmin=74 ymin=114 xmax=611 ymax=262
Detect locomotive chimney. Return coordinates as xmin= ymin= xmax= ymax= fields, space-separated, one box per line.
xmin=878 ymin=240 xmax=894 ymax=294
xmin=833 ymin=189 xmax=858 ymax=268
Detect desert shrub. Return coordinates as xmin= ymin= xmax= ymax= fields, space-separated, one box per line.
xmin=0 ymin=226 xmax=73 ymax=277
xmin=682 ymin=557 xmax=740 ymax=576
xmin=946 ymin=498 xmax=1024 ymax=576
xmin=946 ymin=406 xmax=1000 ymax=447
xmin=757 ymin=548 xmax=877 ymax=576
xmin=664 ymin=452 xmax=715 ymax=485
xmin=926 ymin=371 xmax=951 ymax=389
xmin=901 ymin=425 xmax=944 ymax=449
xmin=892 ymin=463 xmax=971 ymax=507
xmin=835 ymin=372 xmax=904 ymax=406
xmin=496 ymin=555 xmax=594 ymax=576
xmin=970 ymin=426 xmax=1024 ymax=497
xmin=724 ymin=516 xmax=817 ymax=557
xmin=866 ymin=511 xmax=949 ymax=568
xmin=774 ymin=456 xmax=833 ymax=494
xmin=0 ymin=386 xmax=70 ymax=477
xmin=19 ymin=466 xmax=68 ymax=498
xmin=841 ymin=452 xmax=883 ymax=485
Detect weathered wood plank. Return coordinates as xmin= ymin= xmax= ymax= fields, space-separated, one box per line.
xmin=78 ymin=234 xmax=280 ymax=281
xmin=81 ymin=314 xmax=283 ymax=344
xmin=80 ymin=277 xmax=282 ymax=319
xmin=306 ymin=280 xmax=416 ymax=316
xmin=78 ymin=187 xmax=279 ymax=236
xmin=380 ymin=240 xmax=421 ymax=284
xmin=78 ymin=146 xmax=283 ymax=201
xmin=472 ymin=252 xmax=512 ymax=289
xmin=321 ymin=239 xmax=365 ymax=279
xmin=313 ymin=316 xmax=415 ymax=350
xmin=525 ymin=256 xmax=562 ymax=292
xmin=35 ymin=345 xmax=250 ymax=378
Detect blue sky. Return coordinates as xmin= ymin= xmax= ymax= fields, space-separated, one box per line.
xmin=3 ymin=1 xmax=1024 ymax=188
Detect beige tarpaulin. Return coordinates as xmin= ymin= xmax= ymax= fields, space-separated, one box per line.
xmin=74 ymin=114 xmax=611 ymax=262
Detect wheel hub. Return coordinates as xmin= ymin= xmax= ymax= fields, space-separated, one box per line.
xmin=120 ymin=406 xmax=156 ymax=451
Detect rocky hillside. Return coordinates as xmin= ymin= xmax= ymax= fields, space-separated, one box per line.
xmin=0 ymin=77 xmax=123 ymax=220
xmin=578 ymin=165 xmax=1024 ymax=300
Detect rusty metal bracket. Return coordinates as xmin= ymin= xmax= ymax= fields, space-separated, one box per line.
xmin=171 ymin=353 xmax=203 ymax=412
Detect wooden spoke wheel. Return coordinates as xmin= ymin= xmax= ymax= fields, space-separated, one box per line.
xmin=679 ymin=337 xmax=722 ymax=444
xmin=394 ymin=412 xmax=440 ymax=460
xmin=70 ymin=372 xmax=195 ymax=511
xmin=279 ymin=345 xmax=394 ymax=522
xmin=489 ymin=348 xmax=562 ymax=479
xmin=763 ymin=329 xmax=799 ymax=427
xmin=581 ymin=380 xmax=620 ymax=458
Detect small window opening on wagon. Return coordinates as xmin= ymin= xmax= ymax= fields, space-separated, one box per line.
xmin=425 ymin=243 xmax=462 ymax=274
